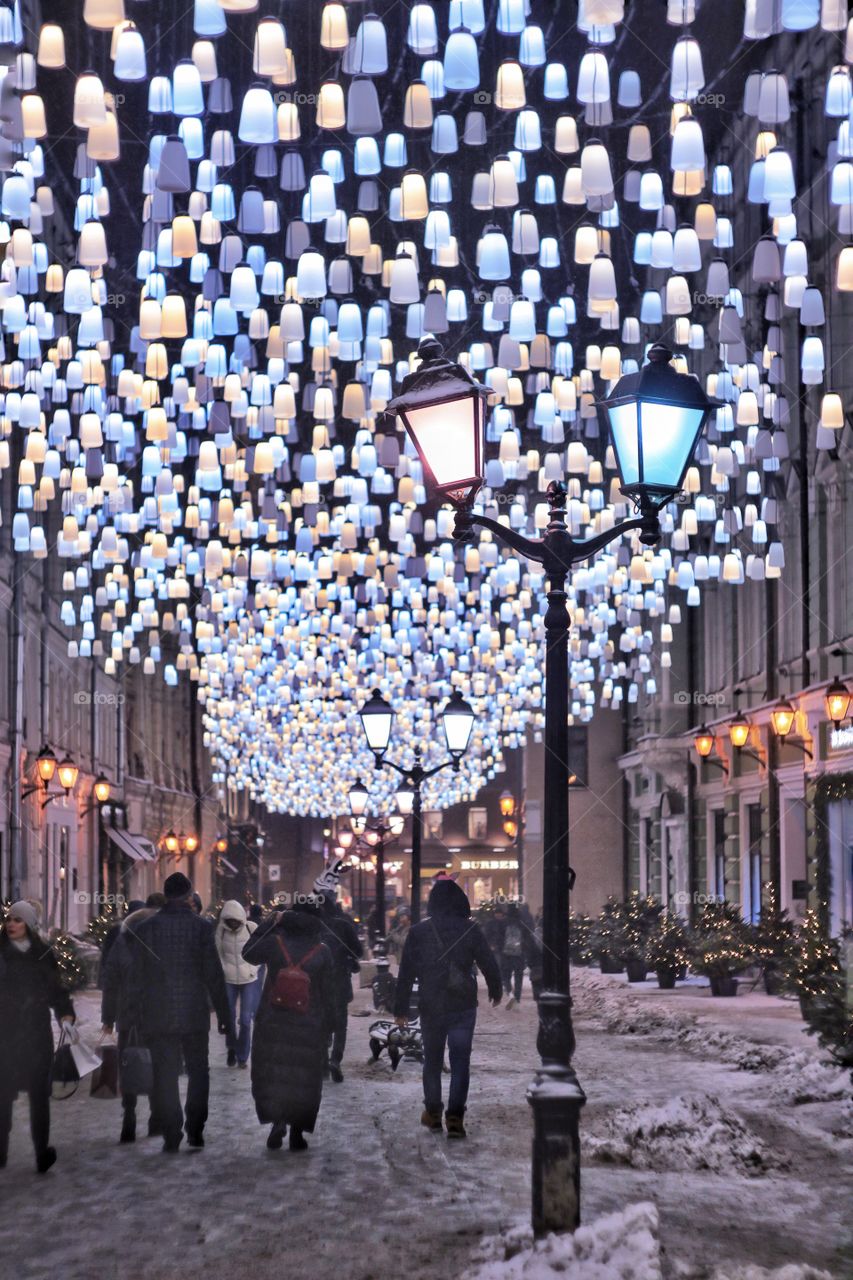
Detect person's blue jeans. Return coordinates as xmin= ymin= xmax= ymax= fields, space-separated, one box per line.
xmin=420 ymin=1006 xmax=477 ymax=1117
xmin=226 ymin=981 xmax=261 ymax=1064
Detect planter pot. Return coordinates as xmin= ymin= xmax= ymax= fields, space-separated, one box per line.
xmin=625 ymin=959 xmax=649 ymax=983
xmin=656 ymin=966 xmax=678 ymax=990
xmin=677 ymin=964 xmax=688 ymax=980
xmin=599 ymin=954 xmax=625 ymax=975
xmin=763 ymin=969 xmax=784 ymax=996
xmin=714 ymin=977 xmax=739 ymax=997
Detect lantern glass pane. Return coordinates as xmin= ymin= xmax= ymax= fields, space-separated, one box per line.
xmin=639 ymin=401 xmax=705 ymax=489
xmin=443 ymin=704 xmax=474 ymax=755
xmin=403 ymin=393 xmax=480 ymax=490
xmin=360 ymin=709 xmax=393 ymax=753
xmin=607 ymin=401 xmax=640 ymax=486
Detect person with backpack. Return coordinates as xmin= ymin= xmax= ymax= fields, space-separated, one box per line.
xmin=242 ymin=897 xmax=335 ymax=1152
xmin=501 ymin=902 xmax=527 ymax=1008
xmin=393 ymin=879 xmax=502 ymax=1139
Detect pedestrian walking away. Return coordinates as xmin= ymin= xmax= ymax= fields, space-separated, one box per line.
xmin=393 ymin=879 xmax=502 ymax=1139
xmin=0 ymin=901 xmax=77 ymax=1173
xmin=314 ymin=862 xmax=363 ymax=1083
xmin=126 ymin=873 xmax=230 ymax=1153
xmin=100 ymin=897 xmax=165 ymax=1143
xmin=243 ymin=897 xmax=335 ymax=1152
xmin=500 ymin=903 xmax=526 ymax=1007
xmin=215 ymin=900 xmax=261 ymax=1069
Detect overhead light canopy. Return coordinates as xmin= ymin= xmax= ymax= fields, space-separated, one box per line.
xmin=385 ymin=335 xmax=488 ymax=508
xmin=597 ymin=343 xmax=713 ymax=507
xmin=441 ymin=689 xmax=475 ymax=760
xmin=359 ymin=689 xmax=394 ymax=760
xmin=824 ymin=677 xmax=851 ymax=729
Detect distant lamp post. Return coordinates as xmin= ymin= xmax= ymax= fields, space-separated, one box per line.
xmin=357 ymin=689 xmax=475 ymax=923
xmin=385 ymin=335 xmax=488 ymax=508
xmin=36 ymin=745 xmax=58 ymax=786
xmin=56 ymin=756 xmax=79 ymax=795
xmin=348 ymin=780 xmax=369 ymax=818
xmin=503 ymin=818 xmax=519 ymax=842
xmin=728 ymin=714 xmax=751 ymax=751
xmin=770 ymin=699 xmax=813 ymax=759
xmin=163 ymin=829 xmax=180 ymax=854
xmin=824 ymin=678 xmax=851 ymax=729
xmin=184 ymin=833 xmax=199 ymax=854
xmin=499 ymin=789 xmax=517 ymax=818
xmin=93 ymin=773 xmax=111 ymax=805
xmin=693 ymin=727 xmax=729 ymax=776
xmin=215 ymin=837 xmax=228 ymax=854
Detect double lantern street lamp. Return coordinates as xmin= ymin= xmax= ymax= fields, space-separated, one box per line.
xmin=347 ymin=782 xmax=405 ymax=1006
xmin=386 ymin=335 xmax=713 ymax=1236
xmin=358 ymin=687 xmax=475 ymax=924
xmin=22 ymin=745 xmax=105 ymax=809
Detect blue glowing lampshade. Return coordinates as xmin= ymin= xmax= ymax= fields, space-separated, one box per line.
xmin=596 ymin=343 xmax=712 ymax=505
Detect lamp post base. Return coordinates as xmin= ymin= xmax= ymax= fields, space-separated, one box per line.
xmin=528 ymin=1062 xmax=586 ymax=1236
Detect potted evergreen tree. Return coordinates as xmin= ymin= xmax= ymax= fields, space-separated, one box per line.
xmin=788 ymin=909 xmax=844 ymax=1023
xmin=619 ymin=892 xmax=664 ymax=982
xmin=645 ymin=912 xmax=690 ymax=989
xmin=592 ymin=898 xmax=626 ymax=974
xmin=569 ymin=911 xmax=594 ymax=966
xmin=689 ymin=901 xmax=755 ymax=996
xmin=754 ymin=885 xmax=795 ymax=995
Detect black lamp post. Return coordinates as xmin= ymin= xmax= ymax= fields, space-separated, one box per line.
xmin=358 ymin=688 xmax=475 ymax=923
xmin=347 ymin=781 xmax=404 ymax=1008
xmin=388 ymin=335 xmax=712 ymax=1235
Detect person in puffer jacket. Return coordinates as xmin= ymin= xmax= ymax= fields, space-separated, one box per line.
xmin=215 ymin=900 xmax=259 ymax=1068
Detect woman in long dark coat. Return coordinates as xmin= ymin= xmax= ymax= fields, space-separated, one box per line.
xmin=0 ymin=902 xmax=76 ymax=1172
xmin=242 ymin=900 xmax=334 ymax=1151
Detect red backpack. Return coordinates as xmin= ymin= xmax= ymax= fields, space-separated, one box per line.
xmin=268 ymin=936 xmax=322 ymax=1013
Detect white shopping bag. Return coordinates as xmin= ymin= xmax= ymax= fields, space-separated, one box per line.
xmin=69 ymin=1039 xmax=103 ymax=1079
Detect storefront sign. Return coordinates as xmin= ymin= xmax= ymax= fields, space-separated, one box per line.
xmin=460 ymin=859 xmax=519 ymax=871
xmin=829 ymin=726 xmax=853 ymax=751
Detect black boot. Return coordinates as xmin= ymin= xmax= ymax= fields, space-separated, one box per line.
xmin=266 ymin=1122 xmax=286 ymax=1150
xmin=289 ymin=1127 xmax=308 ymax=1151
xmin=329 ymin=1064 xmax=344 ymax=1083
xmin=120 ymin=1110 xmax=136 ymax=1144
xmin=36 ymin=1146 xmax=57 ymax=1173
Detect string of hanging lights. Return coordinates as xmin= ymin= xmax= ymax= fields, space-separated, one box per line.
xmin=0 ymin=0 xmax=849 ymax=828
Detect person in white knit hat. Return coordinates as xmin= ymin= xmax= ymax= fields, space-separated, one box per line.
xmin=0 ymin=902 xmax=77 ymax=1172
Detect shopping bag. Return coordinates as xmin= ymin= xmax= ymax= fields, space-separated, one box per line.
xmin=70 ymin=1037 xmax=103 ymax=1080
xmin=51 ymin=1030 xmax=80 ymax=1100
xmin=90 ymin=1043 xmax=120 ymax=1099
xmin=119 ymin=1028 xmax=153 ymax=1096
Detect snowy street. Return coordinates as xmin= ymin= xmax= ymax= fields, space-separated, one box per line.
xmin=1 ymin=971 xmax=850 ymax=1280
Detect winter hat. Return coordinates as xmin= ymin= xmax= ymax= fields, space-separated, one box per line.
xmin=8 ymin=900 xmax=37 ymax=930
xmin=427 ymin=878 xmax=471 ymax=919
xmin=164 ymin=872 xmax=193 ymax=901
xmin=313 ymin=857 xmax=347 ymax=899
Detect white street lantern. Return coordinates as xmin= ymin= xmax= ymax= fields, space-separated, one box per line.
xmin=596 ymin=343 xmax=713 ymax=506
xmin=359 ymin=688 xmax=394 ymax=760
xmin=396 ymin=785 xmax=415 ymax=815
xmin=348 ymin=780 xmax=369 ymax=816
xmin=385 ymin=335 xmax=488 ymax=507
xmin=441 ymin=689 xmax=476 ymax=761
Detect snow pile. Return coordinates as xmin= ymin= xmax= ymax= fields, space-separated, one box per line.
xmin=585 ymin=1094 xmax=781 ymax=1175
xmin=465 ymin=1202 xmax=662 ymax=1280
xmin=573 ymin=970 xmax=850 ymax=1108
xmin=706 ymin=1265 xmax=834 ymax=1280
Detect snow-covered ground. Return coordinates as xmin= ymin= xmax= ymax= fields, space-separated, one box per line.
xmin=0 ymin=969 xmax=850 ymax=1280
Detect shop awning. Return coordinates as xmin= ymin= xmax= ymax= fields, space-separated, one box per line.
xmin=108 ymin=828 xmax=157 ymax=863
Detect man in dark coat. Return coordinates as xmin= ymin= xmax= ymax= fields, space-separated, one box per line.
xmin=243 ymin=899 xmax=335 ymax=1152
xmin=99 ymin=899 xmax=144 ymax=986
xmin=394 ymin=879 xmax=502 ymax=1139
xmin=128 ymin=873 xmax=230 ymax=1153
xmin=0 ymin=901 xmax=77 ymax=1172
xmin=101 ymin=904 xmax=161 ymax=1143
xmin=314 ymin=864 xmax=363 ymax=1083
